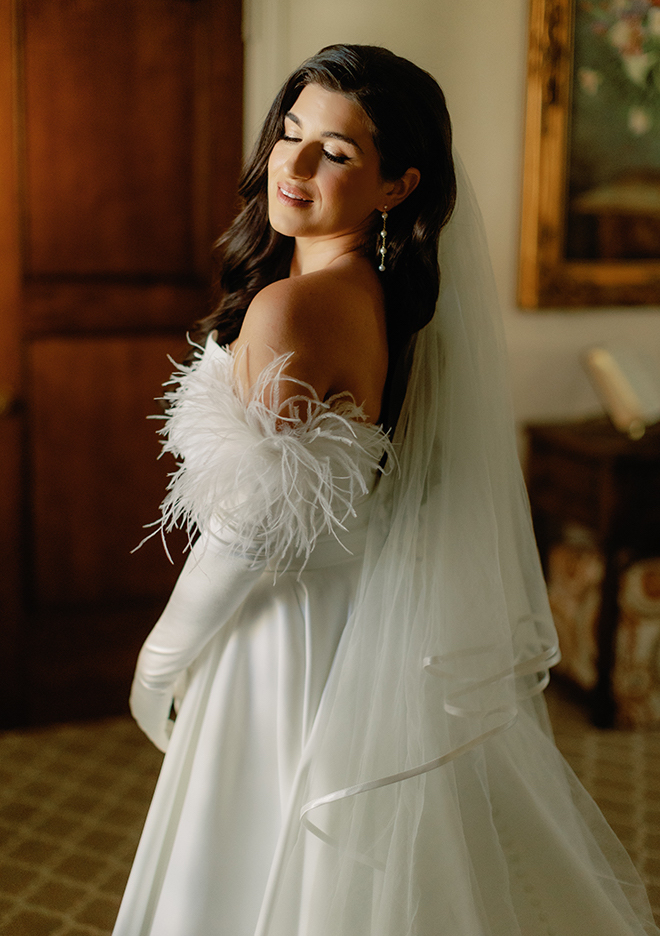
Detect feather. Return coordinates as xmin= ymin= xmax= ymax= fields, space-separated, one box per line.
xmin=155 ymin=336 xmax=394 ymax=570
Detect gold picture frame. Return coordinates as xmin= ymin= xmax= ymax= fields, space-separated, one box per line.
xmin=518 ymin=0 xmax=660 ymax=307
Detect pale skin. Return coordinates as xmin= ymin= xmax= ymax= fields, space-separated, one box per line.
xmin=231 ymin=83 xmax=420 ymax=424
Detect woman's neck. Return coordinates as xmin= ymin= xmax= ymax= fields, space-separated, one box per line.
xmin=289 ymin=231 xmax=366 ymax=277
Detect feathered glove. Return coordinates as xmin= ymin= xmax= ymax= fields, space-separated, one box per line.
xmin=130 ymin=335 xmax=393 ymax=751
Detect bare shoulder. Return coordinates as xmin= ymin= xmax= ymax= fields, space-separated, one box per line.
xmin=233 ymin=258 xmax=388 ymax=418
xmin=241 ymin=262 xmax=379 ymax=354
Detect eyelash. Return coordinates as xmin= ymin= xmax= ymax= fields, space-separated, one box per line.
xmin=280 ymin=134 xmax=350 ymax=165
xmin=324 ymin=150 xmax=350 ymax=165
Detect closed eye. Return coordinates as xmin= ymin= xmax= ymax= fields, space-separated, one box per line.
xmin=323 ymin=150 xmax=350 ymax=165
xmin=281 ymin=133 xmax=350 ymax=165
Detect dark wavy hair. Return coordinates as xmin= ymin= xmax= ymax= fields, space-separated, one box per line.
xmin=196 ymin=44 xmax=456 ymax=366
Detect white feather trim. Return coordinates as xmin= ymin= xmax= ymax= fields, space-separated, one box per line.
xmin=156 ymin=335 xmax=394 ymax=570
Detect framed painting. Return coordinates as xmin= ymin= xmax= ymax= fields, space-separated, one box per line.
xmin=519 ymin=0 xmax=660 ymax=307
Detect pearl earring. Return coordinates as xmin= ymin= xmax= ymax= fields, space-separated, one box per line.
xmin=378 ymin=208 xmax=388 ymax=272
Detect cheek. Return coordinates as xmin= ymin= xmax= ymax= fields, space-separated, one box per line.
xmin=331 ymin=176 xmax=380 ymax=222
xmin=267 ymin=151 xmax=277 ymax=181
xmin=267 ymin=144 xmax=287 ymax=180
xmin=327 ymin=172 xmax=367 ymax=208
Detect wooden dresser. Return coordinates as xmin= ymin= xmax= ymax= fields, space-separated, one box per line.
xmin=525 ymin=418 xmax=660 ymax=726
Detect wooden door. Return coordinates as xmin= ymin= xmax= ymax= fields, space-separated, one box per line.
xmin=0 ymin=0 xmax=243 ymax=726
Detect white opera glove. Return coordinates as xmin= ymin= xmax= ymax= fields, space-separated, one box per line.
xmin=130 ymin=531 xmax=264 ymax=751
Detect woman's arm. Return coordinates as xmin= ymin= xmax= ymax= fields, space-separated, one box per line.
xmin=131 ymin=266 xmax=391 ymax=751
xmin=130 ymin=530 xmax=263 ymax=751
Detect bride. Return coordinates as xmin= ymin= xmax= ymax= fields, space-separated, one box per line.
xmin=113 ymin=44 xmax=659 ymax=936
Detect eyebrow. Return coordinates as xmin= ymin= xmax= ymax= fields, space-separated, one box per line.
xmin=284 ymin=111 xmax=364 ymax=154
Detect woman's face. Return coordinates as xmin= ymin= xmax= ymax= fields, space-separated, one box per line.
xmin=267 ymin=84 xmax=391 ymax=244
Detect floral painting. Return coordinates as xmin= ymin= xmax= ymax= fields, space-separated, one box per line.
xmin=567 ymin=0 xmax=660 ymax=259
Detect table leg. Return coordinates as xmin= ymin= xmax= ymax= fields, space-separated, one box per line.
xmin=591 ymin=544 xmax=620 ymax=728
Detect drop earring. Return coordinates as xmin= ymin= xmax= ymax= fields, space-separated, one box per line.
xmin=378 ymin=208 xmax=388 ymax=272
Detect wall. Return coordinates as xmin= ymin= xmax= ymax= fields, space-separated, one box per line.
xmin=242 ymin=0 xmax=660 ymax=425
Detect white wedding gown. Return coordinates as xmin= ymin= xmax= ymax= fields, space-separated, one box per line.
xmin=113 ymin=336 xmax=659 ymax=936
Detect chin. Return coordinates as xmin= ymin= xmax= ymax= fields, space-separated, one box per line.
xmin=268 ymin=210 xmax=309 ymax=239
xmin=268 ymin=219 xmax=297 ymax=238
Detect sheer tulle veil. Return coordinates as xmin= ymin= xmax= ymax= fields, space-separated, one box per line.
xmin=252 ymin=156 xmax=562 ymax=935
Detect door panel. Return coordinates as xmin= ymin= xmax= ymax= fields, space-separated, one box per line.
xmin=27 ymin=603 xmax=175 ymax=724
xmin=0 ymin=0 xmax=243 ymax=726
xmin=0 ymin=0 xmax=25 ymax=726
xmin=23 ymin=0 xmax=199 ymax=276
xmin=23 ymin=281 xmax=204 ymax=334
xmin=29 ymin=336 xmax=188 ymax=606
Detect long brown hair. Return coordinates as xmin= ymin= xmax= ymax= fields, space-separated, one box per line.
xmin=196 ymin=44 xmax=456 ymax=367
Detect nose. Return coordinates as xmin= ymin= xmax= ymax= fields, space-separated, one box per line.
xmin=284 ymin=142 xmax=317 ymax=180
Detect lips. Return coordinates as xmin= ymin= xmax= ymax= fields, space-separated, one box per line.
xmin=276 ymin=183 xmax=314 ymax=207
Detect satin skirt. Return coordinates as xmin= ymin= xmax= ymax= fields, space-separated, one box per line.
xmin=112 ymin=534 xmax=364 ymax=936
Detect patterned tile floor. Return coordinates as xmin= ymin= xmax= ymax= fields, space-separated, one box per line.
xmin=0 ymin=717 xmax=162 ymax=935
xmin=546 ymin=687 xmax=660 ymax=925
xmin=0 ymin=684 xmax=657 ymax=935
